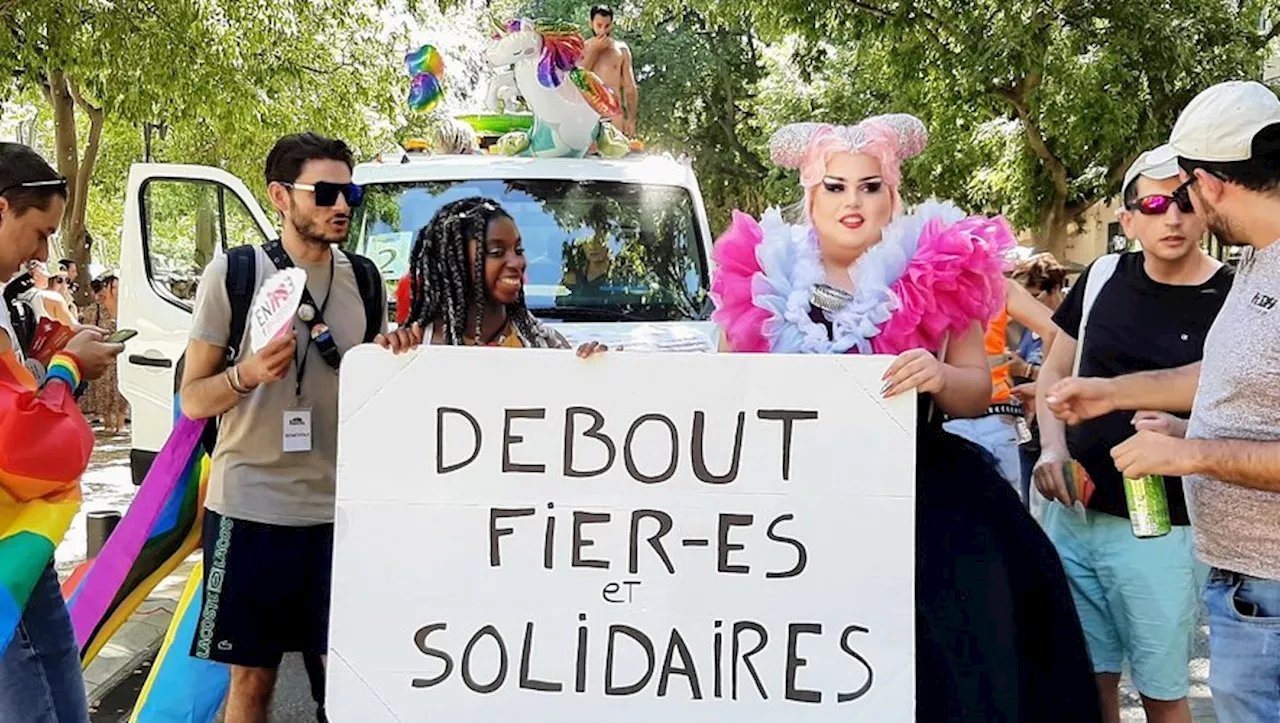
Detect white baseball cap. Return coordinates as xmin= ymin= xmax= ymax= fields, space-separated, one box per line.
xmin=1169 ymin=80 xmax=1280 ymax=163
xmin=1122 ymin=144 xmax=1179 ymax=198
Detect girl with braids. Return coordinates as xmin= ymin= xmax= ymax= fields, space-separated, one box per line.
xmin=404 ymin=196 xmax=607 ymax=356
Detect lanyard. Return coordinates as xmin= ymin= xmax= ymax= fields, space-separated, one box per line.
xmin=294 ymin=252 xmax=334 ymax=400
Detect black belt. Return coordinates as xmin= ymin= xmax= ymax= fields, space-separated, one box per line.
xmin=985 ymin=402 xmax=1023 ymax=417
xmin=942 ymin=401 xmax=1023 ymax=424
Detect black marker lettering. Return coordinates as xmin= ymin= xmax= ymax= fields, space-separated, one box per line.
xmin=717 ymin=514 xmax=753 ymax=575
xmin=765 ymin=514 xmax=808 ymax=579
xmin=691 ymin=410 xmax=745 ymax=484
xmin=731 ymin=621 xmax=769 ymax=700
xmin=564 ymin=407 xmax=616 ymax=477
xmin=542 ymin=502 xmax=555 ymax=570
xmin=461 ymin=625 xmax=507 ymax=694
xmin=575 ymin=613 xmax=589 ymax=693
xmin=573 ymin=511 xmax=611 ymax=569
xmin=503 ymin=408 xmax=546 ymax=474
xmin=629 ymin=510 xmax=675 ymax=574
xmin=838 ymin=625 xmax=875 ymax=702
xmin=411 ymin=623 xmax=452 ymax=688
xmin=657 ymin=628 xmax=703 ymax=699
xmin=785 ymin=623 xmax=822 ymax=703
xmin=713 ymin=620 xmax=724 ymax=699
xmin=605 ymin=625 xmax=656 ymax=696
xmin=519 ymin=622 xmax=562 ymax=692
xmin=623 ymin=414 xmax=679 ymax=484
xmin=756 ymin=410 xmax=818 ymax=481
xmin=490 ymin=508 xmax=535 ymax=567
xmin=437 ymin=407 xmax=482 ymax=474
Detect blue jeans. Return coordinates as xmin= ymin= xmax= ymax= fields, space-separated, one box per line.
xmin=1204 ymin=568 xmax=1280 ymax=723
xmin=0 ymin=564 xmax=89 ymax=723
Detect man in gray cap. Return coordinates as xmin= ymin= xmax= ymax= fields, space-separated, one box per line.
xmin=1033 ymin=144 xmax=1231 ymax=723
xmin=1046 ymin=80 xmax=1280 ymax=723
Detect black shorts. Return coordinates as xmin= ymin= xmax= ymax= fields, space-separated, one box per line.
xmin=190 ymin=509 xmax=334 ymax=668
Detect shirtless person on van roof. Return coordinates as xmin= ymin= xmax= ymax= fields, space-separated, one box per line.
xmin=581 ymin=5 xmax=638 ymax=137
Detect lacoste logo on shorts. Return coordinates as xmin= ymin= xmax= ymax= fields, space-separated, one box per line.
xmin=218 ymin=640 xmax=233 ymax=651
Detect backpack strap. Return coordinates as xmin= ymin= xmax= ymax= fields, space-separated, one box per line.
xmin=1072 ymin=253 xmax=1121 ymax=376
xmin=224 ymin=245 xmax=258 ymax=364
xmin=343 ymin=250 xmax=385 ymax=343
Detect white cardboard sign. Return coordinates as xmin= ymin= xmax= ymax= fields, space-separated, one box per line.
xmin=249 ymin=267 xmax=307 ymax=353
xmin=331 ymin=347 xmax=917 ymax=722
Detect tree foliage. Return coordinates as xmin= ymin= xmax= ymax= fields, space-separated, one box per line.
xmin=642 ymin=0 xmax=1280 ymax=255
xmin=0 ymin=0 xmax=414 ymax=296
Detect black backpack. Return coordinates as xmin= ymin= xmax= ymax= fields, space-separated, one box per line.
xmin=174 ymin=244 xmax=386 ymax=455
xmin=3 ymin=273 xmax=37 ymax=354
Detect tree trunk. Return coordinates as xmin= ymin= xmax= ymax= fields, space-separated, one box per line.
xmin=1038 ymin=196 xmax=1070 ymax=260
xmin=44 ymin=70 xmax=102 ymax=309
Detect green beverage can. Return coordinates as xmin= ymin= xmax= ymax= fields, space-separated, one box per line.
xmin=1124 ymin=474 xmax=1172 ymax=538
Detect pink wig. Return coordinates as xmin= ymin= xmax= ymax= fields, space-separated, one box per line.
xmin=769 ymin=114 xmax=928 ymax=219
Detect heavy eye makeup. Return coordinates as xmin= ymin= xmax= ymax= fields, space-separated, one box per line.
xmin=822 ymin=175 xmax=884 ymax=194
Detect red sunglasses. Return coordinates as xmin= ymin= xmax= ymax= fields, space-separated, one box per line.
xmin=1127 ymin=192 xmax=1193 ymax=216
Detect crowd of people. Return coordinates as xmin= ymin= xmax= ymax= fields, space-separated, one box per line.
xmin=0 ymin=74 xmax=1277 ymax=723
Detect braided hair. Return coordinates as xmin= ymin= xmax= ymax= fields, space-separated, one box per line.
xmin=405 ymin=196 xmax=548 ymax=346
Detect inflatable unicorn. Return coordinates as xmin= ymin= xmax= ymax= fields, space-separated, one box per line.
xmin=485 ymin=19 xmax=630 ymax=158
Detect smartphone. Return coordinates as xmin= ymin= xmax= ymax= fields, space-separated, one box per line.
xmin=105 ymin=328 xmax=138 ymax=344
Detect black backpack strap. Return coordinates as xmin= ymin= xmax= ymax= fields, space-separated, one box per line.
xmin=224 ymin=245 xmax=258 ymax=364
xmin=343 ymin=250 xmax=385 ymax=343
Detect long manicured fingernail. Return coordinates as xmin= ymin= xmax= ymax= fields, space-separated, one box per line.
xmin=880 ymin=381 xmax=892 ymax=395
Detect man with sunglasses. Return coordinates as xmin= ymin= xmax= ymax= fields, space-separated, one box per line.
xmin=1047 ymin=80 xmax=1280 ymax=723
xmin=179 ymin=133 xmax=420 ymax=723
xmin=1032 ymin=144 xmax=1231 ymax=723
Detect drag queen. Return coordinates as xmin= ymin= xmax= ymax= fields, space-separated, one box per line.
xmin=712 ymin=115 xmax=1100 ymax=721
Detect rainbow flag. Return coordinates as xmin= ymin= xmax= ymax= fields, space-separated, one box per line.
xmin=0 ymin=350 xmax=93 ymax=654
xmin=130 ymin=560 xmax=229 ymax=723
xmin=65 ymin=413 xmax=208 ymax=661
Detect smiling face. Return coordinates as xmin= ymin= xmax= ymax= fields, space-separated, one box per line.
xmin=1120 ymin=176 xmax=1207 ymax=263
xmin=469 ymin=215 xmax=526 ymax=307
xmin=808 ymin=151 xmax=895 ymax=267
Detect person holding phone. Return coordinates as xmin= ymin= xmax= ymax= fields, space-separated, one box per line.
xmin=0 ymin=142 xmax=125 ymax=723
xmin=79 ymin=273 xmax=129 ymax=435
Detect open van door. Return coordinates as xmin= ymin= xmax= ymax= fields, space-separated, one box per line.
xmin=117 ymin=164 xmax=275 ymax=484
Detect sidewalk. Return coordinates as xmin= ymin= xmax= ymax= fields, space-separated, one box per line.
xmin=82 ymin=558 xmax=196 ymax=709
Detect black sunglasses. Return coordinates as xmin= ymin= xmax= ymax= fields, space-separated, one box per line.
xmin=0 ymin=177 xmax=69 ymax=197
xmin=1168 ymin=175 xmax=1198 ymax=211
xmin=1127 ymin=191 xmax=1194 ymax=216
xmin=282 ymin=181 xmax=364 ymax=208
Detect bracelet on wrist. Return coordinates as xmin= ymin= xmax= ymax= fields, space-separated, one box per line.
xmin=226 ymin=366 xmax=250 ymax=396
xmin=46 ymin=352 xmax=85 ymax=391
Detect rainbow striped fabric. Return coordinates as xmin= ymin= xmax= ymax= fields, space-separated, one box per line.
xmin=0 ymin=349 xmax=93 ymax=653
xmin=65 ymin=412 xmax=208 ymax=662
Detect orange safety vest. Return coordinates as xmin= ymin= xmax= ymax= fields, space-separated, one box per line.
xmin=985 ymin=311 xmax=1013 ymax=404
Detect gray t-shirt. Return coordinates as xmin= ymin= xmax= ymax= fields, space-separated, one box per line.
xmin=1186 ymin=242 xmax=1280 ymax=579
xmin=191 ymin=246 xmax=387 ymax=526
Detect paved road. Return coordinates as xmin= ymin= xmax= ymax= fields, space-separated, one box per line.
xmin=75 ymin=424 xmax=1217 ymax=721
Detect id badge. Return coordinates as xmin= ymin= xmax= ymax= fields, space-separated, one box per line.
xmin=283 ymin=404 xmax=313 ymax=453
xmin=1015 ymin=416 xmax=1033 ymax=445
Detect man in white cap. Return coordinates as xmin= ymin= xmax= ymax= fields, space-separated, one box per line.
xmin=1046 ymin=80 xmax=1280 ymax=722
xmin=1033 ymin=143 xmax=1230 ymax=723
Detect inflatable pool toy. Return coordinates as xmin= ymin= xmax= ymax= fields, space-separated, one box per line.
xmin=456 ymin=113 xmax=534 ymax=136
xmin=484 ymin=18 xmax=635 ymax=158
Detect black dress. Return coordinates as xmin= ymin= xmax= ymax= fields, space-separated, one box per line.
xmin=914 ymin=394 xmax=1101 ymax=721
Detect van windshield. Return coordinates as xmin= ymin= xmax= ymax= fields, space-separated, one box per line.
xmin=350 ymin=179 xmax=710 ymax=321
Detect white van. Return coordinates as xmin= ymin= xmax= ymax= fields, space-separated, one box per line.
xmin=117 ymin=148 xmax=718 ymax=484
